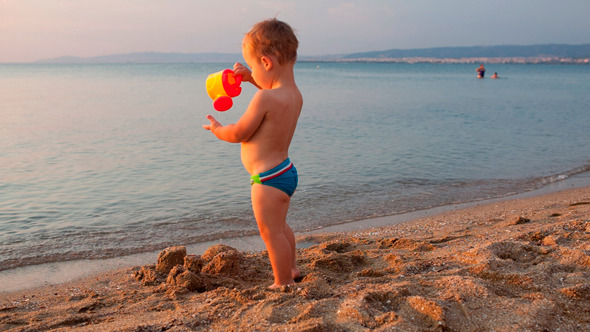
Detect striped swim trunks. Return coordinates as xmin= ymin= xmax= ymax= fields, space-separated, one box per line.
xmin=250 ymin=158 xmax=298 ymax=196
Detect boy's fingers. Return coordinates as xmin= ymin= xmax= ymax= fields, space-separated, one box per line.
xmin=233 ymin=64 xmax=250 ymax=77
xmin=204 ymin=115 xmax=219 ymax=131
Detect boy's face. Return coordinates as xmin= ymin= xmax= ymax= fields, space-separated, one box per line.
xmin=242 ymin=38 xmax=270 ymax=89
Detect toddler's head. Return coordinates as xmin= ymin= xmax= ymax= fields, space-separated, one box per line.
xmin=244 ymin=18 xmax=298 ymax=65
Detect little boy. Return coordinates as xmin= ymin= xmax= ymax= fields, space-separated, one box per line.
xmin=203 ymin=18 xmax=302 ymax=289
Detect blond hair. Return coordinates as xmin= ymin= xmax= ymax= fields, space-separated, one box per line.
xmin=245 ymin=18 xmax=298 ymax=65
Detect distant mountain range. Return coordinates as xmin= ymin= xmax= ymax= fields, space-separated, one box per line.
xmin=36 ymin=52 xmax=241 ymax=64
xmin=340 ymin=43 xmax=590 ymax=59
xmin=35 ymin=44 xmax=590 ymax=64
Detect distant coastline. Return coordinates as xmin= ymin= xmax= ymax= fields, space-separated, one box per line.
xmin=302 ymin=57 xmax=590 ymax=64
xmin=28 ymin=43 xmax=590 ymax=65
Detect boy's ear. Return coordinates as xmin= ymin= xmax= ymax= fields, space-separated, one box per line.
xmin=261 ymin=56 xmax=273 ymax=71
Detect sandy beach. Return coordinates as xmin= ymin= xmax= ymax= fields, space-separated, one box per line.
xmin=1 ymin=186 xmax=589 ymax=331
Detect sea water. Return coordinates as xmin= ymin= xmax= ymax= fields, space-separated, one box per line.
xmin=1 ymin=62 xmax=590 ymax=273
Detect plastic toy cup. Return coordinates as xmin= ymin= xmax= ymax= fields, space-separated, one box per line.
xmin=206 ymin=69 xmax=242 ymax=111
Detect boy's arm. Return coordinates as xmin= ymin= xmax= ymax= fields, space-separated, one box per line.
xmin=234 ymin=62 xmax=261 ymax=89
xmin=203 ymin=90 xmax=267 ymax=143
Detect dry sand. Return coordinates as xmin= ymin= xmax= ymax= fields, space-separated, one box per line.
xmin=1 ymin=186 xmax=590 ymax=331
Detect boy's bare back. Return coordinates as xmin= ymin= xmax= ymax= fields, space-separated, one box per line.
xmin=240 ymin=83 xmax=302 ymax=175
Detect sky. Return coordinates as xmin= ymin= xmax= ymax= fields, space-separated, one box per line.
xmin=1 ymin=0 xmax=589 ymax=63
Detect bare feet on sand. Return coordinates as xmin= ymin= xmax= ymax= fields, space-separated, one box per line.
xmin=268 ymin=268 xmax=302 ymax=289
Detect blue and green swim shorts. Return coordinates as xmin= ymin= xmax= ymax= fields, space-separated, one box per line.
xmin=250 ymin=158 xmax=298 ymax=196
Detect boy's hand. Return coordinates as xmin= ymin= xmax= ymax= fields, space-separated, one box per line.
xmin=234 ymin=62 xmax=253 ymax=83
xmin=203 ymin=114 xmax=220 ymax=132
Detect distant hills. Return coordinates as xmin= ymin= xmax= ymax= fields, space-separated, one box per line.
xmin=36 ymin=52 xmax=242 ymax=64
xmin=35 ymin=43 xmax=590 ymax=64
xmin=340 ymin=44 xmax=590 ymax=59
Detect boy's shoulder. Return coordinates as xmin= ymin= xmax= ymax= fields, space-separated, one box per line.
xmin=251 ymin=88 xmax=280 ymax=109
xmin=255 ymin=85 xmax=300 ymax=109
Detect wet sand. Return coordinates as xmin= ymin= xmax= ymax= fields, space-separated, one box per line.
xmin=1 ymin=186 xmax=589 ymax=331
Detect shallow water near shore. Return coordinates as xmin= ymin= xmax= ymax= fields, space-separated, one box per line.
xmin=1 ymin=62 xmax=590 ymax=277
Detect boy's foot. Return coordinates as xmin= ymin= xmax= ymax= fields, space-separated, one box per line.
xmin=268 ymin=282 xmax=295 ymax=290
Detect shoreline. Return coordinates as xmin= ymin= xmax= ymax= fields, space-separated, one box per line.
xmin=1 ymin=181 xmax=590 ymax=330
xmin=1 ymin=172 xmax=589 ymax=294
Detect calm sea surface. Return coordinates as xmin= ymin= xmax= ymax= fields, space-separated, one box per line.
xmin=1 ymin=62 xmax=590 ymax=272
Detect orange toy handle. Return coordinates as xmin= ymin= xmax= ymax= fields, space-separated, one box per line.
xmin=221 ymin=69 xmax=242 ymax=98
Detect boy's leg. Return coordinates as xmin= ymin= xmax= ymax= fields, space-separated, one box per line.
xmin=251 ymin=184 xmax=294 ymax=287
xmin=283 ymin=223 xmax=300 ymax=279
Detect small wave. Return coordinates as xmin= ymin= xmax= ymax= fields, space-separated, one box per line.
xmin=539 ymin=163 xmax=590 ymax=184
xmin=292 ymin=164 xmax=590 ymax=232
